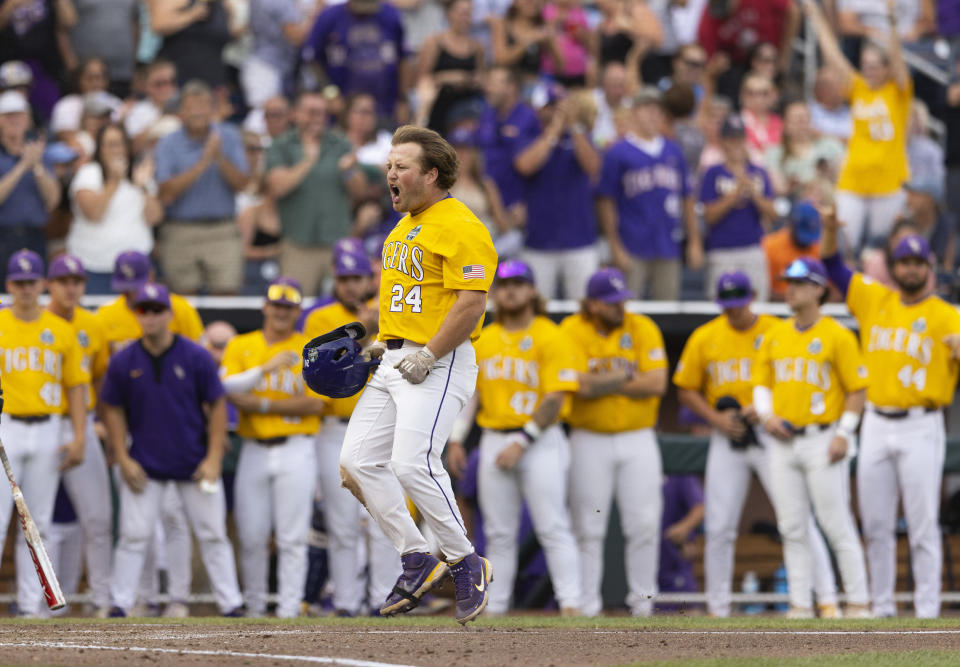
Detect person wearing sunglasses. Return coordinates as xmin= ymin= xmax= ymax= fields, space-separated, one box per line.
xmin=101 ymin=282 xmax=243 ymax=618
xmin=674 ymin=270 xmax=839 ymax=618
xmin=752 ymin=257 xmax=871 ymax=619
xmin=218 ymin=277 xmax=327 ymax=618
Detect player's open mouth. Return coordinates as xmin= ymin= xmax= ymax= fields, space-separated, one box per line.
xmin=389 ymin=184 xmax=400 ymax=204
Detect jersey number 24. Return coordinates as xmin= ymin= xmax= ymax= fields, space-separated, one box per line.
xmin=390 ymin=284 xmax=422 ymax=313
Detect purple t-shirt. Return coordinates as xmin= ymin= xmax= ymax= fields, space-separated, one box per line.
xmin=596 ymin=137 xmax=691 ymax=260
xmin=101 ymin=336 xmax=225 ymax=481
xmin=699 ymin=162 xmax=772 ymax=251
xmin=476 ymin=102 xmax=539 ymax=208
xmin=659 ymin=474 xmax=704 ymax=593
xmin=302 ymin=3 xmax=406 ymax=116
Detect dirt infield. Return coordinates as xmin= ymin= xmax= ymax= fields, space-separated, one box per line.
xmin=1 ymin=618 xmax=960 ymax=666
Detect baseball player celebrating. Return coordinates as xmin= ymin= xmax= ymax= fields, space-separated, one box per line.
xmin=0 ymin=250 xmax=88 ymax=617
xmin=753 ymin=257 xmax=871 ymax=618
xmin=560 ymin=267 xmax=668 ymax=618
xmin=304 ymin=246 xmax=399 ymax=617
xmin=221 ymin=277 xmax=325 ymax=618
xmin=449 ymin=259 xmax=582 ymax=616
xmin=44 ymin=254 xmax=113 ymax=616
xmin=674 ymin=271 xmax=839 ymax=618
xmin=337 ymin=125 xmax=498 ymax=624
xmin=821 ymin=212 xmax=960 ymax=618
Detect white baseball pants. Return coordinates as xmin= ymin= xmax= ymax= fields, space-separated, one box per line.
xmin=521 ymin=245 xmax=600 ymax=300
xmin=478 ymin=425 xmax=581 ymax=614
xmin=0 ymin=415 xmax=62 ymax=616
xmin=835 ymin=189 xmax=907 ymax=253
xmin=134 ymin=481 xmax=193 ymax=606
xmin=340 ymin=341 xmax=477 ymax=561
xmin=568 ymin=427 xmax=662 ymax=617
xmin=317 ymin=417 xmax=400 ymax=614
xmin=111 ymin=477 xmax=242 ymax=614
xmin=235 ymin=435 xmax=316 ymax=618
xmin=705 ymin=431 xmax=838 ymax=617
xmin=768 ymin=428 xmax=869 ymax=611
xmin=858 ymin=409 xmax=945 ymax=618
xmin=59 ymin=413 xmax=112 ymax=610
xmin=47 ymin=520 xmax=84 ymax=614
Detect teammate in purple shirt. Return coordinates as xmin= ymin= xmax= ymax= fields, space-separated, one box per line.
xmin=658 ymin=475 xmax=704 ymax=603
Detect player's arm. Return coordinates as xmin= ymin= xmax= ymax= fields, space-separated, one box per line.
xmin=575 ymin=368 xmax=631 ymax=398
xmin=829 ymin=389 xmax=865 ymax=464
xmin=677 ymin=388 xmax=746 ymax=439
xmin=495 ymin=390 xmax=569 ymax=470
xmin=59 ymin=384 xmax=87 ymax=472
xmin=620 ymin=367 xmax=667 ymax=398
xmin=446 ymin=392 xmax=478 ymax=478
xmin=103 ymin=402 xmax=147 ymax=492
xmin=819 ymin=206 xmax=854 ymax=296
xmin=222 ymin=350 xmax=300 ymax=394
xmin=237 ymin=394 xmax=327 ymax=416
xmin=193 ymin=395 xmax=227 ymax=484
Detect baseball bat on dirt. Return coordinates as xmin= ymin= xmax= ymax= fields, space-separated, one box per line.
xmin=0 ymin=438 xmax=66 ymax=610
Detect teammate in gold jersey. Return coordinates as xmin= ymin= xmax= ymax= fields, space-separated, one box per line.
xmin=338 ymin=126 xmax=497 ymax=624
xmin=821 ymin=209 xmax=960 ymax=618
xmin=753 ymin=257 xmax=871 ymax=619
xmin=0 ymin=250 xmax=88 ymax=617
xmin=448 ymin=260 xmax=581 ymax=616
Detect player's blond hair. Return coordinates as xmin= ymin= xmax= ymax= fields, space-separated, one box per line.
xmin=392 ymin=125 xmax=459 ymax=190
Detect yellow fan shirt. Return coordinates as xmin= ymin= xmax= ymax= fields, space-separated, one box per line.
xmin=97 ymin=293 xmax=204 ymax=356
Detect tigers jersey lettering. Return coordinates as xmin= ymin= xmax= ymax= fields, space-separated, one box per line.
xmin=378 ymin=197 xmax=497 ymax=345
xmin=221 ymin=330 xmax=323 ymax=440
xmin=847 ymin=273 xmax=960 ymax=408
xmin=561 ymin=312 xmax=667 ymax=432
xmin=97 ymin=293 xmax=204 ymax=355
xmin=754 ymin=316 xmax=867 ymax=426
xmin=54 ymin=307 xmax=108 ymax=412
xmin=0 ymin=310 xmax=89 ymax=415
xmin=473 ymin=316 xmax=579 ymax=430
xmin=673 ymin=313 xmax=779 ymax=407
xmin=303 ymin=300 xmax=373 ymax=418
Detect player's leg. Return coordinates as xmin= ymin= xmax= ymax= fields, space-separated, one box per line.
xmin=0 ymin=418 xmax=31 ymax=575
xmin=520 ymin=426 xmax=581 ymax=613
xmin=767 ymin=439 xmax=815 ymax=613
xmin=568 ymin=428 xmax=616 ymax=617
xmin=864 ymin=189 xmax=907 ymax=247
xmin=704 ymin=432 xmax=754 ymax=617
xmin=47 ymin=520 xmax=84 ymax=616
xmin=161 ymin=484 xmax=193 ymax=613
xmin=521 ymin=248 xmax=564 ymax=300
xmin=317 ymin=419 xmax=366 ymax=614
xmin=834 ymin=190 xmax=868 ymax=255
xmin=365 ymin=512 xmax=403 ymax=612
xmin=614 ymin=429 xmax=663 ymax=617
xmin=559 ymin=245 xmax=600 ymax=301
xmin=477 ymin=429 xmax=523 ymax=615
xmin=234 ymin=440 xmax=274 ymax=617
xmin=857 ymin=411 xmax=900 ymax=617
xmin=111 ymin=478 xmax=165 ymax=613
xmin=177 ymin=478 xmax=244 ymax=615
xmin=271 ymin=435 xmax=317 ymax=618
xmin=896 ymin=413 xmax=946 ymax=618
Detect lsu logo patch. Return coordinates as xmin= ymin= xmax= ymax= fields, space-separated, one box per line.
xmin=77 ymin=330 xmax=90 ymax=348
xmin=174 ymin=364 xmax=185 ymax=380
xmin=807 ymin=338 xmax=822 ymax=355
xmin=619 ymin=333 xmax=633 ymax=350
xmin=857 ymin=365 xmax=868 ymax=379
xmin=40 ymin=329 xmax=55 ymax=345
xmin=519 ymin=336 xmax=533 ymax=352
xmin=912 ymin=317 xmax=927 ymax=334
xmin=406 ymin=224 xmax=422 ymax=241
xmin=754 ymin=335 xmax=763 ymax=351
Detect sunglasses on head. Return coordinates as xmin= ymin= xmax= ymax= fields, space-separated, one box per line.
xmin=267 ymin=284 xmax=303 ymax=305
xmin=135 ymin=303 xmax=168 ymax=315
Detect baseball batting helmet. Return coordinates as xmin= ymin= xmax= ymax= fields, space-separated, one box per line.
xmin=302 ymin=322 xmax=379 ymax=398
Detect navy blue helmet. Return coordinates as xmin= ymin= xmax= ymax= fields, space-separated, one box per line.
xmin=302 ymin=322 xmax=378 ymax=398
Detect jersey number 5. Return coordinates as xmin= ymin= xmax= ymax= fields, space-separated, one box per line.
xmin=389 ymin=284 xmax=422 ymax=313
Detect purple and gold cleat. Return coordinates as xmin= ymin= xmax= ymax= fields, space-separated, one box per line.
xmin=380 ymin=552 xmax=450 ymax=616
xmin=450 ymin=552 xmax=494 ymax=625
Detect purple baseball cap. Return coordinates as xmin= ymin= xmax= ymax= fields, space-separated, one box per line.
xmin=496 ymin=259 xmax=536 ymax=284
xmin=781 ymin=257 xmax=828 ymax=286
xmin=266 ymin=277 xmax=303 ymax=306
xmin=334 ymin=249 xmax=372 ymax=277
xmin=48 ymin=254 xmax=86 ymax=280
xmin=132 ymin=282 xmax=171 ymax=309
xmin=7 ymin=249 xmax=44 ymax=281
xmin=715 ymin=271 xmax=753 ymax=308
xmin=112 ymin=251 xmax=150 ymax=292
xmin=586 ymin=268 xmax=634 ymax=303
xmin=721 ymin=114 xmax=746 ymax=139
xmin=891 ymin=234 xmax=932 ymax=264
xmin=333 ymin=237 xmax=365 ymax=256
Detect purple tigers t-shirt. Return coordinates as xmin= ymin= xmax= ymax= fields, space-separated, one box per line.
xmin=698 ymin=162 xmax=772 ymax=251
xmin=596 ymin=136 xmax=691 ymax=260
xmin=476 ymin=102 xmax=540 ymax=208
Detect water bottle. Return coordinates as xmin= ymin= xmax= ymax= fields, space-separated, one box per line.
xmin=773 ymin=564 xmax=789 ymax=612
xmin=742 ymin=570 xmax=764 ymax=615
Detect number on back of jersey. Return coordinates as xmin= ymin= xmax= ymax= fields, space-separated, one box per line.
xmin=897 ymin=364 xmax=926 ymax=391
xmin=389 ymin=284 xmax=422 ymax=313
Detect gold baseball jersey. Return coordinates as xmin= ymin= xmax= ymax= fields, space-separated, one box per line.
xmin=754 ymin=316 xmax=868 ymax=426
xmin=221 ymin=330 xmax=323 ymax=440
xmin=847 ymin=273 xmax=960 ymax=408
xmin=473 ymin=316 xmax=580 ymax=430
xmin=303 ymin=300 xmax=371 ymax=418
xmin=97 ymin=293 xmax=203 ymax=356
xmin=378 ymin=197 xmax=497 ymax=345
xmin=561 ymin=312 xmax=667 ymax=433
xmin=0 ymin=309 xmax=90 ymax=416
xmin=673 ymin=314 xmax=780 ymax=407
xmin=51 ymin=307 xmax=109 ymax=412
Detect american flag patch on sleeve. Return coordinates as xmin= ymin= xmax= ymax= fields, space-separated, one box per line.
xmin=462 ymin=265 xmax=485 ymax=280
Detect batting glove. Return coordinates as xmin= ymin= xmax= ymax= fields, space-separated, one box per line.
xmin=362 ymin=341 xmax=387 ymax=363
xmin=395 ymin=347 xmax=437 ymax=384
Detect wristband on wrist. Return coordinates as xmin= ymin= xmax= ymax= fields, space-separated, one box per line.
xmin=259 ymin=397 xmax=270 ymax=414
xmin=838 ymin=410 xmax=860 ymax=433
xmin=521 ymin=420 xmax=543 ymax=445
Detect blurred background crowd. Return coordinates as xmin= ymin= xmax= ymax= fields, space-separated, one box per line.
xmin=0 ymin=0 xmax=959 ymax=303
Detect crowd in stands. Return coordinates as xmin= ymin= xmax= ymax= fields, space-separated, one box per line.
xmin=0 ymin=0 xmax=959 ymax=302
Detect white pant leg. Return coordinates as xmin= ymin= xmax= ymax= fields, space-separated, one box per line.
xmin=521 ymin=249 xmax=565 ymax=300
xmin=271 ymin=435 xmax=316 ymax=618
xmin=111 ymin=478 xmax=165 ymax=612
xmin=857 ymin=411 xmax=899 ymax=616
xmin=387 ymin=342 xmax=478 ymax=561
xmin=614 ymin=429 xmax=662 ymax=617
xmin=768 ymin=439 xmax=814 ymax=610
xmin=895 ymin=412 xmax=946 ymax=618
xmin=317 ymin=418 xmax=366 ymax=613
xmin=559 ymin=246 xmax=600 ymax=300
xmin=162 ymin=484 xmax=192 ymax=602
xmin=704 ymin=432 xmax=755 ymax=617
xmin=477 ymin=429 xmax=524 ymax=614
xmin=0 ymin=420 xmax=32 ymax=567
xmin=568 ymin=429 xmax=617 ymax=617
xmin=176 ymin=478 xmax=243 ymax=614
xmin=520 ymin=426 xmax=581 ymax=610
xmin=49 ymin=521 xmax=84 ymax=610
xmin=835 ymin=190 xmax=870 ymax=253
xmin=240 ymin=55 xmax=283 ymax=109
xmin=365 ymin=513 xmax=402 ymax=608
xmin=235 ymin=440 xmax=274 ymax=616
xmin=798 ymin=431 xmax=869 ymax=606
xmin=865 ymin=189 xmax=908 ymax=244
xmin=61 ymin=413 xmax=113 ymax=610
